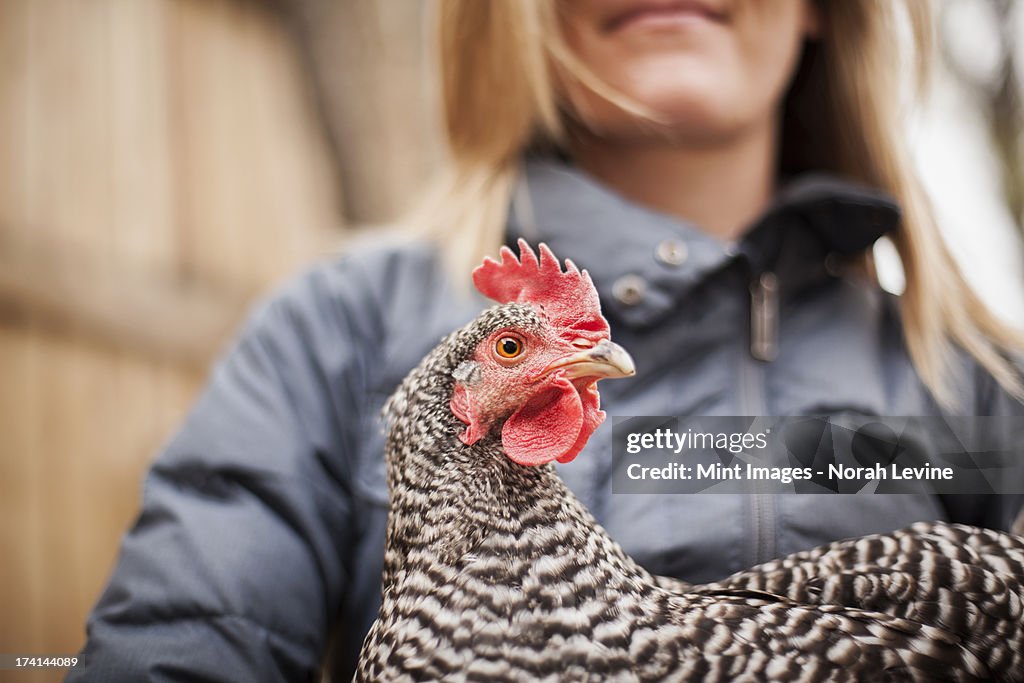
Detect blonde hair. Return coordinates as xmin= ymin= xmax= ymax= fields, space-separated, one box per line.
xmin=410 ymin=0 xmax=1023 ymax=404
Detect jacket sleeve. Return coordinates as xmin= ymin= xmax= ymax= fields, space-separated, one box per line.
xmin=941 ymin=357 xmax=1024 ymax=533
xmin=69 ymin=262 xmax=384 ymax=682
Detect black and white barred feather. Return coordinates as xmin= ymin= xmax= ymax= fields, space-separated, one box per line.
xmin=355 ymin=303 xmax=1024 ymax=682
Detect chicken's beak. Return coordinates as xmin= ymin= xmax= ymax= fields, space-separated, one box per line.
xmin=546 ymin=339 xmax=636 ymax=380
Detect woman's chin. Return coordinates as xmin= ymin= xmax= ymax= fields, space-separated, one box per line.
xmin=579 ymin=90 xmax=749 ymax=146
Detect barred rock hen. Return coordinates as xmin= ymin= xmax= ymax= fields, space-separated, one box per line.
xmin=355 ymin=240 xmax=1024 ymax=682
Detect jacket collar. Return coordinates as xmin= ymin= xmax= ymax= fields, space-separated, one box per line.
xmin=507 ymin=156 xmax=900 ymax=328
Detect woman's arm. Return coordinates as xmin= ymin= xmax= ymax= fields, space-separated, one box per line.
xmin=69 ymin=262 xmax=385 ymax=681
xmin=942 ymin=357 xmax=1024 ymax=533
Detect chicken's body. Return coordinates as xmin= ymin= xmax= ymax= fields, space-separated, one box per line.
xmin=354 ymin=243 xmax=1024 ymax=682
xmin=702 ymin=521 xmax=1024 ymax=676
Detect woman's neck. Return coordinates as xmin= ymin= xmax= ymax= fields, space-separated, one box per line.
xmin=568 ymin=118 xmax=778 ymax=243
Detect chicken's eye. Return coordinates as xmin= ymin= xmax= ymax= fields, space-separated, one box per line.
xmin=495 ymin=336 xmax=524 ymax=359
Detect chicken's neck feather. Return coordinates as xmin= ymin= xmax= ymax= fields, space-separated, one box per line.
xmin=380 ymin=316 xmax=651 ymax=595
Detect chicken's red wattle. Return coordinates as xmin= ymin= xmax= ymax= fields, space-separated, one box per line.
xmin=499 ymin=376 xmax=605 ymax=466
xmin=557 ymin=381 xmax=605 ymax=464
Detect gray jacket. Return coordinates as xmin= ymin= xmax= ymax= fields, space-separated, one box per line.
xmin=71 ymin=158 xmax=1023 ymax=681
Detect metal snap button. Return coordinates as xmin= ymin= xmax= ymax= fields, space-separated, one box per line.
xmin=612 ymin=274 xmax=646 ymax=306
xmin=824 ymin=252 xmax=843 ymax=276
xmin=655 ymin=239 xmax=688 ymax=267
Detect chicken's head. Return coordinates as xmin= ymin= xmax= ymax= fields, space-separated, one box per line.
xmin=450 ymin=240 xmax=634 ymax=467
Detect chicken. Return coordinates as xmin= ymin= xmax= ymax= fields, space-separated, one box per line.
xmin=355 ymin=240 xmax=1024 ymax=682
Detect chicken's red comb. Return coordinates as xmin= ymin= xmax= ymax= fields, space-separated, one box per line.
xmin=473 ymin=239 xmax=609 ymax=338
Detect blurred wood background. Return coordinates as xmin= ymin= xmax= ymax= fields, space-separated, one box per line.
xmin=0 ymin=0 xmax=435 ymax=680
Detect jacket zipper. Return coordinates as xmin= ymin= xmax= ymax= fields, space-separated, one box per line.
xmin=750 ymin=273 xmax=779 ymax=362
xmin=741 ymin=270 xmax=779 ymax=566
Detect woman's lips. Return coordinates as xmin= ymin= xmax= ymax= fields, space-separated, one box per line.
xmin=604 ymin=1 xmax=727 ymax=33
